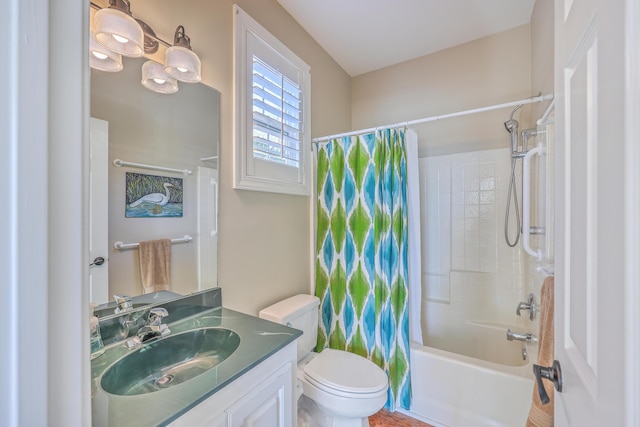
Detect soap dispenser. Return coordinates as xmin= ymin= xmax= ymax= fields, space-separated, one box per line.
xmin=90 ymin=304 xmax=105 ymax=359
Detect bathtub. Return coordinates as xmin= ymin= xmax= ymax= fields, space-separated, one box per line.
xmin=402 ymin=322 xmax=534 ymax=427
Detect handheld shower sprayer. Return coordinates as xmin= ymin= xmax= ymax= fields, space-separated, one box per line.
xmin=504 ymin=104 xmax=523 ymax=248
xmin=504 ymin=104 xmax=522 ymax=155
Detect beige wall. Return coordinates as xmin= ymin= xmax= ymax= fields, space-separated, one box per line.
xmin=351 ymin=25 xmax=532 ymax=157
xmin=530 ymin=0 xmax=554 ymax=122
xmin=126 ymin=0 xmax=352 ymax=314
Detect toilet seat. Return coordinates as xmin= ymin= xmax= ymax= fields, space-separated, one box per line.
xmin=303 ymin=349 xmax=388 ymax=398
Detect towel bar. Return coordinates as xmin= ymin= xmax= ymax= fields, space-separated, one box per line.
xmin=114 ymin=235 xmax=192 ymax=250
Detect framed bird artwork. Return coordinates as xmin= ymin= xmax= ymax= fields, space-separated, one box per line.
xmin=125 ymin=172 xmax=183 ymax=218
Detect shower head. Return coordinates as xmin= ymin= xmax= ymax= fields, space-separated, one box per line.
xmin=504 ymin=104 xmax=522 ymax=134
xmin=505 ymin=104 xmax=522 ymax=154
xmin=504 ymin=118 xmax=519 ymax=133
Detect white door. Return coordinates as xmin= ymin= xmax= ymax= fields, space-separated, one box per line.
xmin=554 ymin=0 xmax=638 ymax=425
xmin=89 ymin=118 xmax=109 ymax=305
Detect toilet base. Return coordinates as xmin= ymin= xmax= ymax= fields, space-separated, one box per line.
xmin=298 ymin=395 xmax=370 ymax=427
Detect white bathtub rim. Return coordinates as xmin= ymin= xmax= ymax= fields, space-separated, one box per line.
xmin=410 ymin=342 xmax=533 ymax=380
xmin=465 ymin=319 xmax=530 ymax=332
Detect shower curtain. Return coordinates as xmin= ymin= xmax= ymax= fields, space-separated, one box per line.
xmin=315 ymin=128 xmax=412 ymax=410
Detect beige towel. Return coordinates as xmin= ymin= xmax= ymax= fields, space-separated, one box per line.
xmin=139 ymin=239 xmax=171 ymax=294
xmin=526 ymin=276 xmax=555 ymax=427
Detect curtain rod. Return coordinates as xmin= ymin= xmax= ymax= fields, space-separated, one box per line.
xmin=312 ymin=93 xmax=553 ymax=143
xmin=537 ymin=99 xmax=555 ymax=126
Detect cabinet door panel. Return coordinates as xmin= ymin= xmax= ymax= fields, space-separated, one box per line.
xmin=227 ymin=364 xmax=292 ymax=427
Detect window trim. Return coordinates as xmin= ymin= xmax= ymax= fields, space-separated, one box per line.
xmin=233 ymin=5 xmax=311 ymax=196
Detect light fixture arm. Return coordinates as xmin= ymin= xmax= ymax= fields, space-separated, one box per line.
xmin=173 ymin=25 xmax=193 ymax=50
xmin=109 ymin=0 xmax=133 ymax=15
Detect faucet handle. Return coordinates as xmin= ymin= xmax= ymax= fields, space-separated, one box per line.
xmin=516 ymin=293 xmax=536 ymax=321
xmin=148 ymin=307 xmax=169 ymax=324
xmin=148 ymin=307 xmax=171 ymax=338
xmin=150 ymin=307 xmax=168 ymax=316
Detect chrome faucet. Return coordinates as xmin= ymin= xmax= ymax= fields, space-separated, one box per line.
xmin=124 ymin=307 xmax=171 ymax=349
xmin=516 ymin=293 xmax=536 ymax=321
xmin=507 ymin=329 xmax=537 ymax=343
xmin=113 ymin=294 xmax=141 ymax=340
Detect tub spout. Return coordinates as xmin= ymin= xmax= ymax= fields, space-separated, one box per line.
xmin=507 ymin=329 xmax=537 ymax=343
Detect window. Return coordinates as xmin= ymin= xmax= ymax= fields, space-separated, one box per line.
xmin=234 ymin=5 xmax=311 ymax=196
xmin=252 ymin=57 xmax=302 ymax=169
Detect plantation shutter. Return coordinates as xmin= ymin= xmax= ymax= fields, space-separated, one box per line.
xmin=252 ymin=56 xmax=302 ymax=168
xmin=234 ymin=5 xmax=310 ymax=195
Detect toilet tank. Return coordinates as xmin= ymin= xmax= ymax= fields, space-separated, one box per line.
xmin=259 ymin=294 xmax=320 ymax=361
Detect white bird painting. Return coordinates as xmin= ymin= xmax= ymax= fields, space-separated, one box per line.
xmin=125 ymin=173 xmax=183 ymax=218
xmin=129 ymin=182 xmax=176 ymax=207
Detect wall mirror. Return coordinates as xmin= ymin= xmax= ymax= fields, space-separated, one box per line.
xmin=90 ymin=56 xmax=220 ymax=316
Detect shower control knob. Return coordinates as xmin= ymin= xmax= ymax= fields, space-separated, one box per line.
xmin=532 ymin=360 xmax=563 ymax=405
xmin=516 ymin=293 xmax=536 ymax=321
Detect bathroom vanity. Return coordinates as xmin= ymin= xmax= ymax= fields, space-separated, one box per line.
xmin=90 ymin=289 xmax=301 ymax=427
xmin=168 ymin=345 xmax=296 ymax=427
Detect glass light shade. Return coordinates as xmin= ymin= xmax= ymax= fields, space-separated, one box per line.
xmin=89 ymin=33 xmax=123 ymax=72
xmin=141 ymin=61 xmax=179 ymax=94
xmin=164 ymin=46 xmax=201 ymax=83
xmin=94 ymin=8 xmax=144 ymax=58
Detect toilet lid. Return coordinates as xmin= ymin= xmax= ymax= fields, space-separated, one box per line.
xmin=303 ymin=349 xmax=388 ymax=395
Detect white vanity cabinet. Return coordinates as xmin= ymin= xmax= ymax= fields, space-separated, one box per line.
xmin=227 ymin=363 xmax=292 ymax=427
xmin=168 ymin=342 xmax=297 ymax=427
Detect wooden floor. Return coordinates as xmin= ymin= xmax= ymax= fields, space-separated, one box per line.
xmin=369 ymin=409 xmax=434 ymax=427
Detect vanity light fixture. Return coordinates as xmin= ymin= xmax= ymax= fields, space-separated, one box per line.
xmin=164 ymin=26 xmax=202 ymax=83
xmin=90 ymin=32 xmax=123 ymax=72
xmin=90 ymin=2 xmax=203 ymax=94
xmin=141 ymin=60 xmax=179 ymax=94
xmin=93 ymin=0 xmax=144 ymax=58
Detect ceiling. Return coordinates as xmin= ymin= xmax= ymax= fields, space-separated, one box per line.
xmin=276 ymin=0 xmax=536 ymax=77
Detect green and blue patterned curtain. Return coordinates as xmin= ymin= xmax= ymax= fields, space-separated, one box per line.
xmin=315 ymin=128 xmax=411 ymax=411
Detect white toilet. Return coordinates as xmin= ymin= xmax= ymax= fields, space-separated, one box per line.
xmin=259 ymin=294 xmax=388 ymax=427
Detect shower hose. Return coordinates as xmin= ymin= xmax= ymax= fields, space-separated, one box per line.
xmin=504 ymin=155 xmax=521 ymax=247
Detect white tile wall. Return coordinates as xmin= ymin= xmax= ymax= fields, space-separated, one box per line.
xmin=420 ymin=156 xmax=451 ymax=302
xmin=419 ymin=148 xmax=527 ymax=348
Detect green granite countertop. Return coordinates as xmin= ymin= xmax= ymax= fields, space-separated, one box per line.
xmin=91 ymin=306 xmax=301 ymax=427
